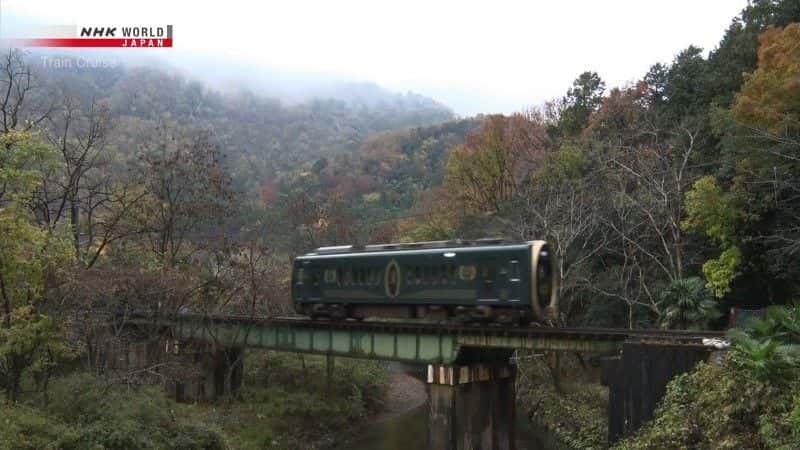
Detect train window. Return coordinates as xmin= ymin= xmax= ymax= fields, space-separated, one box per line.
xmin=440 ymin=264 xmax=448 ymax=284
xmin=296 ymin=268 xmax=304 ymax=285
xmin=447 ymin=264 xmax=456 ymax=283
xmin=458 ymin=265 xmax=476 ymax=281
xmin=431 ymin=265 xmax=439 ymax=285
xmin=337 ymin=268 xmax=343 ymax=286
xmin=344 ymin=268 xmax=353 ymax=286
xmin=324 ymin=269 xmax=337 ymax=284
xmin=415 ymin=266 xmax=422 ymax=285
xmin=406 ymin=267 xmax=414 ymax=285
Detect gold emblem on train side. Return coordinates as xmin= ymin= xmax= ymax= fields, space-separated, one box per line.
xmin=458 ymin=264 xmax=476 ymax=281
xmin=385 ymin=259 xmax=401 ymax=298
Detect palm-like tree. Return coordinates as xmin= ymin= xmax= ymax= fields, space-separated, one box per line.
xmin=658 ymin=277 xmax=720 ymax=330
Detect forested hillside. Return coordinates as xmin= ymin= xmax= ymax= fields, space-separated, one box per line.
xmin=397 ymin=0 xmax=800 ymax=329
xmin=41 ymin=59 xmax=450 ymax=181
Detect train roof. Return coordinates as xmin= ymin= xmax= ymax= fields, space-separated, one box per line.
xmin=299 ymin=239 xmax=532 ymax=258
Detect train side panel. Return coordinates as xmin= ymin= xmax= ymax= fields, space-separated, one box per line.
xmin=292 ymin=245 xmax=532 ymax=316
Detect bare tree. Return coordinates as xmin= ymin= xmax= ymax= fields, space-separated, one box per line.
xmin=605 ymin=127 xmax=699 ymax=282
xmin=135 ymin=125 xmax=235 ymax=267
xmin=197 ymin=233 xmax=290 ymax=399
xmin=588 ymin=125 xmax=704 ymax=327
xmin=0 ymin=50 xmax=54 ymax=134
xmin=514 ymin=174 xmax=605 ymax=324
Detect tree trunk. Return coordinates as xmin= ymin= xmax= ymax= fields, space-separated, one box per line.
xmin=546 ymin=352 xmax=563 ymax=394
xmin=71 ymin=198 xmax=80 ymax=258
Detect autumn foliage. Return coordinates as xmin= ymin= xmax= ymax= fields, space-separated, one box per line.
xmin=733 ymin=23 xmax=800 ymax=133
xmin=446 ymin=114 xmax=547 ymax=213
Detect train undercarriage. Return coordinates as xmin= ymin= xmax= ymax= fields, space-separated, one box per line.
xmin=296 ymin=302 xmax=536 ymax=325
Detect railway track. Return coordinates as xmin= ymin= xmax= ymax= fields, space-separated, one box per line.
xmin=126 ymin=312 xmax=728 ymax=345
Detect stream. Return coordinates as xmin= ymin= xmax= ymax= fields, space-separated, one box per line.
xmin=341 ymin=365 xmax=557 ymax=450
xmin=343 ymin=402 xmax=551 ymax=450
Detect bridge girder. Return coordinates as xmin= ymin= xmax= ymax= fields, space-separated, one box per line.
xmin=158 ymin=315 xmax=671 ymax=364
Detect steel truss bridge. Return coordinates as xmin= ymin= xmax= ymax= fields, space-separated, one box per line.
xmin=130 ymin=313 xmax=726 ymax=364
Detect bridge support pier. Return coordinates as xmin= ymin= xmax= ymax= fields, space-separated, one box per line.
xmin=200 ymin=346 xmax=244 ymax=401
xmin=426 ymin=363 xmax=516 ymax=450
xmin=169 ymin=343 xmax=244 ymax=402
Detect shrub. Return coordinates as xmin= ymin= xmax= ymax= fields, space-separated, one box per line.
xmin=614 ymin=362 xmax=800 ymax=450
xmin=0 ymin=404 xmax=76 ymax=450
xmin=728 ymin=305 xmax=800 ymax=384
xmin=42 ymin=373 xmax=226 ymax=450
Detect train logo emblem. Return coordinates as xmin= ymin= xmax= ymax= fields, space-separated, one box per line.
xmin=385 ymin=260 xmax=401 ymax=298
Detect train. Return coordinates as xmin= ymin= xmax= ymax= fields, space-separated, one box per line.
xmin=291 ymin=239 xmax=558 ymax=324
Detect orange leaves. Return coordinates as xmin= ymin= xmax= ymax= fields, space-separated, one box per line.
xmin=732 ymin=24 xmax=800 ymax=134
xmin=445 ymin=114 xmax=547 ymax=213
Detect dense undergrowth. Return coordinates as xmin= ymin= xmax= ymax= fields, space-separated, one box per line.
xmin=616 ymin=306 xmax=800 ymax=450
xmin=0 ymin=352 xmax=387 ymax=450
xmin=516 ymin=306 xmax=800 ymax=450
xmin=516 ymin=353 xmax=608 ymax=449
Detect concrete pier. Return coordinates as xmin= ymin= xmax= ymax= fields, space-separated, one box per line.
xmin=169 ymin=343 xmax=244 ymax=402
xmin=427 ymin=363 xmax=516 ymax=450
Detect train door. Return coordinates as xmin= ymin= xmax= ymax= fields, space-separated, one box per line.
xmin=306 ymin=267 xmax=323 ymax=300
xmin=295 ymin=265 xmax=323 ymax=301
xmin=505 ymin=259 xmax=522 ymax=302
xmin=477 ymin=259 xmax=498 ymax=300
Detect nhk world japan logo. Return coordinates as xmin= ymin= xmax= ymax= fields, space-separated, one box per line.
xmin=10 ymin=25 xmax=173 ymax=48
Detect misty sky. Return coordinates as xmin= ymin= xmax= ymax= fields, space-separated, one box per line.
xmin=2 ymin=0 xmax=748 ymax=115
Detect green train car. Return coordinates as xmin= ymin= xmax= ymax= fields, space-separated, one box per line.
xmin=291 ymin=239 xmax=558 ymax=323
